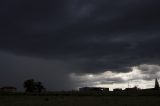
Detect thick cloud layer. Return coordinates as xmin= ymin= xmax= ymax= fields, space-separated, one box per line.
xmin=1 ymin=0 xmax=160 ymax=73
xmin=0 ymin=0 xmax=160 ymax=90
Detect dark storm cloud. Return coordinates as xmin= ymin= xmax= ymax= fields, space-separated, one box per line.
xmin=0 ymin=51 xmax=75 ymax=91
xmin=1 ymin=0 xmax=160 ymax=75
xmin=138 ymin=65 xmax=160 ymax=75
xmin=137 ymin=64 xmax=160 ymax=81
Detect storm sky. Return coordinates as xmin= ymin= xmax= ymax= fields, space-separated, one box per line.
xmin=0 ymin=0 xmax=160 ymax=91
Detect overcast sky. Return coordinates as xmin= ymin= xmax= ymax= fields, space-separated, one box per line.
xmin=0 ymin=0 xmax=160 ymax=91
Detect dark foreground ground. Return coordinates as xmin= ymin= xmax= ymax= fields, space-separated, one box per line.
xmin=0 ymin=95 xmax=160 ymax=106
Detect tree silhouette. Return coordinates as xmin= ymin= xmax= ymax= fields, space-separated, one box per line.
xmin=24 ymin=79 xmax=36 ymax=92
xmin=24 ymin=79 xmax=45 ymax=93
xmin=36 ymin=82 xmax=45 ymax=93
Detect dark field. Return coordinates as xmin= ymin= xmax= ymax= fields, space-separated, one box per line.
xmin=0 ymin=95 xmax=160 ymax=106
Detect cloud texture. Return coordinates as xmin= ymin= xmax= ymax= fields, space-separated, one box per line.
xmin=0 ymin=0 xmax=160 ymax=90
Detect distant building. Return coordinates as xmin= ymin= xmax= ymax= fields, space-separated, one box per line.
xmin=0 ymin=86 xmax=17 ymax=92
xmin=79 ymin=87 xmax=109 ymax=92
xmin=113 ymin=88 xmax=123 ymax=92
xmin=124 ymin=86 xmax=140 ymax=92
xmin=154 ymin=78 xmax=159 ymax=90
xmin=142 ymin=88 xmax=154 ymax=91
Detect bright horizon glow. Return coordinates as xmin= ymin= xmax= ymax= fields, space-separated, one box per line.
xmin=70 ymin=64 xmax=160 ymax=91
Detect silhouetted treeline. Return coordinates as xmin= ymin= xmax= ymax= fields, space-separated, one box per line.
xmin=24 ymin=79 xmax=46 ymax=93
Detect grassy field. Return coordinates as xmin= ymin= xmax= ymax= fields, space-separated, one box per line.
xmin=0 ymin=95 xmax=160 ymax=106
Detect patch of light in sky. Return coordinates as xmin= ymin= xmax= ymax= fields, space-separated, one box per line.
xmin=70 ymin=65 xmax=159 ymax=90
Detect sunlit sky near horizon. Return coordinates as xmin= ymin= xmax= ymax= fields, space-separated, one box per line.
xmin=70 ymin=66 xmax=159 ymax=90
